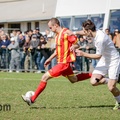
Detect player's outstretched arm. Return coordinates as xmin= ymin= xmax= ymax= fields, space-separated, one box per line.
xmin=75 ymin=49 xmax=101 ymax=59
xmin=65 ymin=30 xmax=86 ymax=36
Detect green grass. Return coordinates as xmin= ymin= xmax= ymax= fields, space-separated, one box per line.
xmin=0 ymin=72 xmax=120 ymax=120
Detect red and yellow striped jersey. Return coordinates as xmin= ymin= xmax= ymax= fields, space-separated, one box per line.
xmin=55 ymin=28 xmax=78 ymax=63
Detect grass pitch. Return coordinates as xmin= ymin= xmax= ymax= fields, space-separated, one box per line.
xmin=0 ymin=72 xmax=120 ymax=120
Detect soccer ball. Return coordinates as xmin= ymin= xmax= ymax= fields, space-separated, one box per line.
xmin=25 ymin=91 xmax=35 ymax=98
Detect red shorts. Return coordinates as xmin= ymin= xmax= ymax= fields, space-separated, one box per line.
xmin=48 ymin=63 xmax=74 ymax=77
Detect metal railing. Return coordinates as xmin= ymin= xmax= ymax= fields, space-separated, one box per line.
xmin=0 ymin=48 xmax=120 ymax=72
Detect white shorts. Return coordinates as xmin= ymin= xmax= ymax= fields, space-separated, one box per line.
xmin=93 ymin=59 xmax=120 ymax=80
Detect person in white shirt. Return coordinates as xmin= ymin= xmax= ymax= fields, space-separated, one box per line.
xmin=67 ymin=19 xmax=120 ymax=110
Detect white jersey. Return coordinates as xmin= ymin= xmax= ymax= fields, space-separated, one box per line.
xmin=94 ymin=30 xmax=120 ymax=65
xmin=93 ymin=30 xmax=120 ymax=79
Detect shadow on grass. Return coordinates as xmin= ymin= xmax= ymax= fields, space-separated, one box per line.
xmin=30 ymin=105 xmax=114 ymax=109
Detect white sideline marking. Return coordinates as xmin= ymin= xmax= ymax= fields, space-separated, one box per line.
xmin=0 ymin=78 xmax=67 ymax=81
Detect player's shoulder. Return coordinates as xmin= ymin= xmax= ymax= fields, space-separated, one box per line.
xmin=62 ymin=27 xmax=68 ymax=32
xmin=62 ymin=28 xmax=69 ymax=35
xmin=96 ymin=30 xmax=106 ymax=40
xmin=97 ymin=30 xmax=105 ymax=36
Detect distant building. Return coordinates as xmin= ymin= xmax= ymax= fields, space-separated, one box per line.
xmin=0 ymin=0 xmax=120 ymax=33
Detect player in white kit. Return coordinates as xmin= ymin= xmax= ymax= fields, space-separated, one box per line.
xmin=68 ymin=19 xmax=120 ymax=110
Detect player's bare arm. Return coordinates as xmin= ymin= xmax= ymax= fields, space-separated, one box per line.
xmin=65 ymin=29 xmax=87 ymax=36
xmin=44 ymin=50 xmax=57 ymax=67
xmin=75 ymin=49 xmax=101 ymax=59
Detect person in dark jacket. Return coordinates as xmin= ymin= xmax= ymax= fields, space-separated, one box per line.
xmin=36 ymin=36 xmax=48 ymax=73
xmin=23 ymin=36 xmax=31 ymax=72
xmin=17 ymin=34 xmax=25 ymax=69
xmin=0 ymin=34 xmax=11 ymax=68
xmin=30 ymin=34 xmax=39 ymax=69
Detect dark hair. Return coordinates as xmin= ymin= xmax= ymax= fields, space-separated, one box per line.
xmin=82 ymin=19 xmax=96 ymax=32
xmin=17 ymin=30 xmax=22 ymax=34
xmin=105 ymin=28 xmax=109 ymax=31
xmin=79 ymin=35 xmax=83 ymax=39
xmin=49 ymin=18 xmax=60 ymax=26
xmin=40 ymin=35 xmax=44 ymax=39
xmin=28 ymin=30 xmax=33 ymax=32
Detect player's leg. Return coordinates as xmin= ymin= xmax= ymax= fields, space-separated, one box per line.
xmin=30 ymin=72 xmax=52 ymax=103
xmin=90 ymin=74 xmax=109 ymax=86
xmin=90 ymin=60 xmax=109 ymax=86
xmin=22 ymin=63 xmax=68 ymax=105
xmin=108 ymin=63 xmax=120 ymax=110
xmin=62 ymin=63 xmax=92 ymax=83
xmin=67 ymin=75 xmax=78 ymax=83
xmin=67 ymin=73 xmax=92 ymax=83
xmin=108 ymin=79 xmax=120 ymax=110
xmin=22 ymin=72 xmax=52 ymax=105
xmin=68 ymin=73 xmax=108 ymax=85
xmin=69 ymin=59 xmax=108 ymax=84
xmin=76 ymin=72 xmax=92 ymax=82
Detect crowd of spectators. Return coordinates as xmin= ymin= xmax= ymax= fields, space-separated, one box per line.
xmin=0 ymin=26 xmax=120 ymax=73
xmin=0 ymin=28 xmax=56 ymax=73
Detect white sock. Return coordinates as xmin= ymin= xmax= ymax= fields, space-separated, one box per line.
xmin=104 ymin=78 xmax=109 ymax=84
xmin=115 ymin=95 xmax=120 ymax=103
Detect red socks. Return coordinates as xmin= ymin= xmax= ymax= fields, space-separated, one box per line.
xmin=76 ymin=73 xmax=92 ymax=82
xmin=31 ymin=81 xmax=47 ymax=102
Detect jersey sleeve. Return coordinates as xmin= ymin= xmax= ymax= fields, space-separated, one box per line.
xmin=67 ymin=35 xmax=78 ymax=44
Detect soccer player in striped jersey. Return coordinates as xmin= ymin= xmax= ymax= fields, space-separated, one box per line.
xmin=22 ymin=18 xmax=91 ymax=105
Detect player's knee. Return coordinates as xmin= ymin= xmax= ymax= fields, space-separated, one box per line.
xmin=69 ymin=78 xmax=76 ymax=83
xmin=68 ymin=76 xmax=78 ymax=83
xmin=90 ymin=78 xmax=98 ymax=86
xmin=41 ymin=72 xmax=51 ymax=82
xmin=70 ymin=80 xmax=76 ymax=84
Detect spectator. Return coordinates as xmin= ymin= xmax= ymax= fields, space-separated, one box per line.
xmin=18 ymin=34 xmax=25 ymax=69
xmin=17 ymin=30 xmax=22 ymax=36
xmin=0 ymin=29 xmax=5 ymax=36
xmin=44 ymin=29 xmax=54 ymax=41
xmin=32 ymin=29 xmax=37 ymax=35
xmin=44 ymin=29 xmax=50 ymax=40
xmin=113 ymin=29 xmax=120 ymax=48
xmin=35 ymin=27 xmax=43 ymax=39
xmin=0 ymin=34 xmax=11 ymax=68
xmin=105 ymin=28 xmax=112 ymax=40
xmin=28 ymin=30 xmax=33 ymax=39
xmin=23 ymin=36 xmax=31 ymax=72
xmin=30 ymin=34 xmax=39 ymax=69
xmin=24 ymin=30 xmax=29 ymax=37
xmin=10 ymin=30 xmax=18 ymax=42
xmin=8 ymin=37 xmax=20 ymax=73
xmin=36 ymin=36 xmax=48 ymax=73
